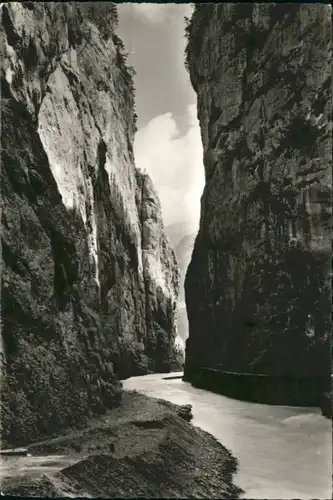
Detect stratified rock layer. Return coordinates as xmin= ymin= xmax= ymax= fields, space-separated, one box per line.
xmin=184 ymin=5 xmax=332 ymax=397
xmin=1 ymin=3 xmax=179 ymax=446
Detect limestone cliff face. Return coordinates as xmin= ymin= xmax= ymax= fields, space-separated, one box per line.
xmin=135 ymin=171 xmax=179 ymax=371
xmin=1 ymin=3 xmax=179 ymax=446
xmin=184 ymin=5 xmax=332 ymax=381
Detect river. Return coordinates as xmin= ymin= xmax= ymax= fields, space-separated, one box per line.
xmin=123 ymin=372 xmax=332 ymax=500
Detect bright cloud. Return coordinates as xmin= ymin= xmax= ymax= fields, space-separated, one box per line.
xmin=131 ymin=4 xmax=168 ymax=24
xmin=134 ymin=104 xmax=205 ymax=232
xmin=129 ymin=3 xmax=193 ymax=24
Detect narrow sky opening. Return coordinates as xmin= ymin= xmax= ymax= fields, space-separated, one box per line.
xmin=117 ymin=3 xmax=205 ymax=238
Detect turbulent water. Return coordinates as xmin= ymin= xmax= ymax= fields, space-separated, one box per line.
xmin=123 ymin=373 xmax=332 ymax=500
xmin=1 ymin=373 xmax=330 ymax=499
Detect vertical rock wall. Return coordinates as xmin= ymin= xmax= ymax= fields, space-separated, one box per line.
xmin=184 ymin=5 xmax=331 ymax=393
xmin=1 ymin=3 xmax=179 ymax=446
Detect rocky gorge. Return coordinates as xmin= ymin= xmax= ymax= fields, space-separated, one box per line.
xmin=183 ymin=4 xmax=332 ymax=411
xmin=1 ymin=2 xmax=331 ymax=498
xmin=1 ymin=2 xmax=182 ymax=448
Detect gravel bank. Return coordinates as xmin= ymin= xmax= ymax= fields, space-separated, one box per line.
xmin=2 ymin=391 xmax=243 ymax=498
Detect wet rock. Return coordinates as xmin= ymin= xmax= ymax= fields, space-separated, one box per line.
xmin=320 ymin=391 xmax=332 ymax=419
xmin=176 ymin=404 xmax=193 ymax=422
xmin=0 ymin=447 xmax=28 ymax=457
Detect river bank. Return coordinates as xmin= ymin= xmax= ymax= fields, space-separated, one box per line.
xmin=1 ymin=391 xmax=243 ymax=499
xmin=123 ymin=373 xmax=332 ymax=499
xmin=183 ymin=366 xmax=330 ymax=410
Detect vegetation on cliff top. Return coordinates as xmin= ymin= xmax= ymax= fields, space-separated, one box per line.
xmin=184 ymin=4 xmax=211 ymax=75
xmin=68 ymin=2 xmax=137 ymax=131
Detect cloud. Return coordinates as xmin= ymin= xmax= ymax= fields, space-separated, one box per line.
xmin=134 ymin=104 xmax=205 ymax=232
xmin=131 ymin=4 xmax=168 ymax=24
xmin=124 ymin=3 xmax=193 ymax=25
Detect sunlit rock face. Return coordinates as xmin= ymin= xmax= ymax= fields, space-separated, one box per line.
xmin=135 ymin=171 xmax=180 ymax=372
xmin=1 ymin=2 xmax=179 ymax=446
xmin=184 ymin=4 xmax=332 ymax=383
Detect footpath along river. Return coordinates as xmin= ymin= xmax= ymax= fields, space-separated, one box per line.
xmin=123 ymin=372 xmax=332 ymax=500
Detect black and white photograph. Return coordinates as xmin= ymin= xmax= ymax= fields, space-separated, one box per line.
xmin=0 ymin=1 xmax=332 ymax=498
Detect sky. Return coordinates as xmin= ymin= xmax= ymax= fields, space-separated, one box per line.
xmin=117 ymin=3 xmax=205 ymax=234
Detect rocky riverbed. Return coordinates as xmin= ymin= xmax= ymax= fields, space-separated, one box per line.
xmin=1 ymin=391 xmax=243 ymax=498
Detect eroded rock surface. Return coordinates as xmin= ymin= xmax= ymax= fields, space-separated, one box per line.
xmin=184 ymin=5 xmax=331 ymax=393
xmin=1 ymin=3 xmax=179 ymax=447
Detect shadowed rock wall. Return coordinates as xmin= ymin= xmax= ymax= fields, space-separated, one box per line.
xmin=184 ymin=4 xmax=332 ymax=400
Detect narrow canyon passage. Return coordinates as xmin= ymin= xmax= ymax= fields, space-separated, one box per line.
xmin=123 ymin=374 xmax=332 ymax=500
xmin=1 ymin=3 xmax=331 ymax=499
